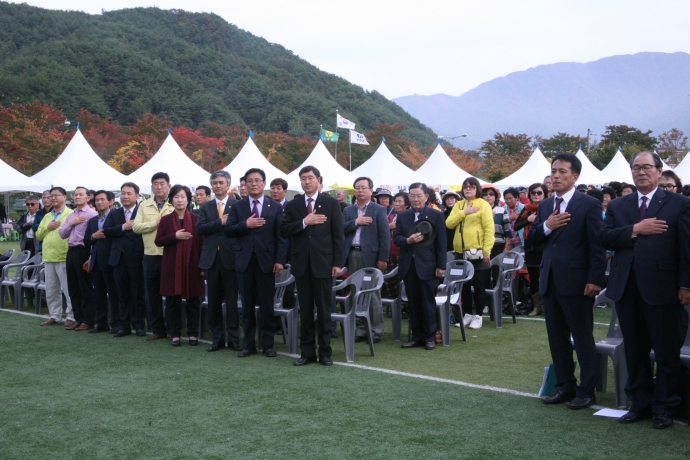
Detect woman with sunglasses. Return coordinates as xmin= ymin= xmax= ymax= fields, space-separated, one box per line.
xmin=446 ymin=177 xmax=495 ymax=329
xmin=514 ymin=183 xmax=547 ymax=316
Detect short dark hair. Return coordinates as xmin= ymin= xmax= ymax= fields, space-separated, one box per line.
xmin=245 ymin=168 xmax=266 ymax=182
xmin=409 ymin=183 xmax=428 ymax=195
xmin=503 ymin=187 xmax=519 ymax=199
xmin=620 ymin=183 xmax=637 ymax=193
xmin=49 ymin=186 xmax=66 ymax=196
xmin=168 ymin=184 xmax=192 ymax=208
xmin=353 ymin=177 xmax=373 ymax=189
xmin=631 ymin=151 xmax=663 ymax=170
xmin=121 ymin=182 xmax=140 ymax=194
xmin=527 ymin=183 xmax=546 ymax=203
xmin=151 ymin=172 xmax=170 ymax=184
xmin=74 ymin=186 xmax=89 ymax=194
xmin=601 ymin=187 xmax=616 ymax=201
xmin=586 ymin=188 xmax=604 ymax=203
xmin=682 ymin=185 xmax=690 ymax=197
xmin=661 ymin=170 xmax=683 ymax=191
xmin=552 ymin=153 xmax=582 ymax=175
xmin=196 ymin=185 xmax=211 ymax=196
xmin=270 ymin=178 xmax=288 ymax=190
xmin=393 ymin=191 xmax=410 ymax=209
xmin=94 ymin=190 xmax=115 ymax=201
xmin=299 ymin=165 xmax=321 ymax=179
xmin=239 ymin=176 xmax=246 ymax=183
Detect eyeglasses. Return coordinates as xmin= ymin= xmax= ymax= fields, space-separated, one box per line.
xmin=530 ymin=190 xmax=544 ymax=196
xmin=354 ymin=187 xmax=371 ymax=191
xmin=481 ymin=192 xmax=495 ymax=197
xmin=463 ymin=185 xmax=476 ymax=189
xmin=245 ymin=179 xmax=264 ymax=184
xmin=631 ymin=164 xmax=656 ymax=172
xmin=26 ymin=203 xmax=38 ymax=206
xmin=659 ymin=184 xmax=676 ymax=191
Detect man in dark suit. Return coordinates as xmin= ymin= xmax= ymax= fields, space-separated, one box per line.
xmin=226 ymin=168 xmax=287 ymax=358
xmin=601 ymin=151 xmax=690 ymax=429
xmin=84 ymin=190 xmax=120 ymax=333
xmin=197 ymin=170 xmax=241 ymax=352
xmin=281 ymin=165 xmax=344 ymax=366
xmin=103 ymin=182 xmax=146 ymax=337
xmin=342 ymin=176 xmax=390 ymax=342
xmin=529 ymin=153 xmax=606 ymax=410
xmin=395 ymin=183 xmax=446 ymax=351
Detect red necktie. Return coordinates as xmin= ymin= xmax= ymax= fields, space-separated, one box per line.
xmin=307 ymin=198 xmax=313 ymax=214
xmin=252 ymin=200 xmax=260 ymax=218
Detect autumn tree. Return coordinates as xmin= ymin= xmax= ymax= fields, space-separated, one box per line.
xmin=478 ymin=132 xmax=533 ymax=182
xmin=600 ymin=125 xmax=657 ymax=150
xmin=657 ymin=128 xmax=688 ymax=165
xmin=538 ymin=132 xmax=587 ymax=158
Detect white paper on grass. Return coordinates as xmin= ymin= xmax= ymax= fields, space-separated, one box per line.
xmin=450 ymin=269 xmax=463 ymax=276
xmin=593 ymin=409 xmax=629 ymax=418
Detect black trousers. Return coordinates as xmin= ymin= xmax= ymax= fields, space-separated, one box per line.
xmin=165 ymin=295 xmax=200 ymax=339
xmin=143 ymin=255 xmax=166 ymax=334
xmin=91 ymin=261 xmax=119 ymax=330
xmin=206 ymin=253 xmax=240 ymax=347
xmin=404 ymin=259 xmax=439 ymax=344
xmin=460 ymin=256 xmax=489 ymax=316
xmin=25 ymin=238 xmax=36 ymax=258
xmin=296 ymin=264 xmax=333 ymax=359
xmin=617 ymin=270 xmax=683 ymax=415
xmin=238 ymin=253 xmax=276 ymax=350
xmin=66 ymin=246 xmax=94 ymax=326
xmin=542 ymin=272 xmax=598 ymax=398
xmin=113 ymin=259 xmax=145 ymax=331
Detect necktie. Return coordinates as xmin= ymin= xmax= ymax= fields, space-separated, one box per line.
xmin=252 ymin=200 xmax=260 ymax=218
xmin=125 ymin=209 xmax=131 ymax=221
xmin=554 ymin=197 xmax=563 ymax=214
xmin=307 ymin=198 xmax=313 ymax=214
xmin=217 ymin=201 xmax=224 ymax=218
xmin=414 ymin=212 xmax=419 ymax=222
xmin=639 ymin=196 xmax=648 ymax=221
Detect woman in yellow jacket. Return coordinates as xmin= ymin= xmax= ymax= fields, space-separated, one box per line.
xmin=445 ymin=177 xmax=495 ymax=329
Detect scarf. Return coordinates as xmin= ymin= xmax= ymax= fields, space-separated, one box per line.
xmin=173 ymin=209 xmax=194 ymax=298
xmin=520 ymin=202 xmax=540 ymax=240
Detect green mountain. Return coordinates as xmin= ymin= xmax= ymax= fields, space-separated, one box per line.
xmin=0 ymin=2 xmax=436 ymax=144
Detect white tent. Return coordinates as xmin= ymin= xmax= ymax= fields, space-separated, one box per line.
xmin=127 ymin=133 xmax=211 ymax=194
xmin=601 ymin=151 xmax=634 ymax=184
xmin=0 ymin=158 xmax=49 ymax=193
xmin=496 ymin=147 xmax=552 ymax=188
xmin=575 ymin=149 xmax=611 ymax=185
xmin=224 ymin=138 xmax=287 ymax=190
xmin=285 ymin=140 xmax=356 ymax=191
xmin=672 ymin=151 xmax=690 ymax=184
xmin=31 ymin=129 xmax=128 ymax=191
xmin=352 ymin=142 xmax=428 ymax=191
xmin=416 ymin=144 xmax=478 ymax=188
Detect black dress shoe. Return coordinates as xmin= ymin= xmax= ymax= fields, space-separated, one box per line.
xmin=135 ymin=329 xmax=146 ymax=337
xmin=319 ymin=356 xmax=333 ymax=366
xmin=228 ymin=342 xmax=243 ymax=351
xmin=619 ymin=409 xmax=652 ymax=424
xmin=109 ymin=328 xmax=118 ymax=334
xmin=88 ymin=326 xmax=109 ymax=334
xmin=207 ymin=343 xmax=226 ymax=352
xmin=354 ymin=336 xmax=366 ymax=343
xmin=425 ymin=341 xmax=436 ymax=350
xmin=401 ymin=341 xmax=423 ymax=349
xmin=294 ymin=356 xmax=317 ymax=366
xmin=188 ymin=339 xmax=199 ymax=346
xmin=237 ymin=348 xmax=258 ymax=358
xmin=541 ymin=390 xmax=576 ymax=405
xmin=567 ymin=396 xmax=596 ymax=409
xmin=171 ymin=339 xmax=181 ymax=347
xmin=652 ymin=414 xmax=673 ymax=429
xmin=373 ymin=337 xmax=381 ymax=344
xmin=263 ymin=348 xmax=277 ymax=357
xmin=114 ymin=329 xmax=132 ymax=338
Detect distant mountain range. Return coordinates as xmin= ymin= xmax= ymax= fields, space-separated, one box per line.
xmin=393 ymin=52 xmax=690 ymax=148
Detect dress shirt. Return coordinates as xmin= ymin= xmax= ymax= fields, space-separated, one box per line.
xmin=59 ymin=205 xmax=98 ymax=247
xmin=26 ymin=212 xmax=37 ymax=239
xmin=543 ymin=187 xmax=576 ymax=236
xmin=352 ymin=201 xmax=370 ymax=246
xmin=121 ymin=205 xmax=136 ymax=230
xmin=302 ymin=192 xmax=319 ymax=228
xmin=215 ymin=196 xmax=227 ymax=214
xmin=98 ymin=209 xmax=111 ymax=230
xmin=637 ymin=187 xmax=657 ymax=209
xmin=250 ymin=195 xmax=264 ymax=218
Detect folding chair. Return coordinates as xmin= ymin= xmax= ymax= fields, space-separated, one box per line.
xmin=593 ymin=288 xmax=628 ymax=408
xmin=485 ymin=252 xmax=524 ymax=327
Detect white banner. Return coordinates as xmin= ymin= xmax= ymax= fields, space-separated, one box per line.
xmin=350 ymin=130 xmax=369 ymax=145
xmin=337 ymin=113 xmax=356 ymax=130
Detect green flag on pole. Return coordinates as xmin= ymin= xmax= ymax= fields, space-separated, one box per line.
xmin=321 ymin=128 xmax=339 ymax=143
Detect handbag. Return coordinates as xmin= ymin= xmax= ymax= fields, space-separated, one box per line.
xmin=460 ymin=201 xmax=484 ymax=261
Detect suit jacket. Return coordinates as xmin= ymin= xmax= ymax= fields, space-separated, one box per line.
xmin=196 ymin=197 xmax=238 ymax=270
xmin=84 ymin=213 xmax=114 ymax=273
xmin=225 ymin=196 xmax=287 ymax=273
xmin=155 ymin=212 xmax=205 ymax=298
xmin=394 ymin=206 xmax=447 ymax=281
xmin=103 ymin=205 xmax=144 ymax=268
xmin=342 ymin=202 xmax=390 ymax=268
xmin=14 ymin=211 xmax=37 ymax=252
xmin=529 ymin=191 xmax=606 ymax=297
xmin=600 ymin=188 xmax=690 ymax=305
xmin=281 ymin=193 xmax=344 ymax=279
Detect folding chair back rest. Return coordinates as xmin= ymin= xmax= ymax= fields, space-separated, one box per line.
xmin=0 ymin=249 xmax=15 ymax=263
xmin=351 ymin=268 xmax=383 ymax=316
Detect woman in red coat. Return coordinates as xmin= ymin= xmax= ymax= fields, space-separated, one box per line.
xmin=155 ymin=184 xmax=205 ymax=347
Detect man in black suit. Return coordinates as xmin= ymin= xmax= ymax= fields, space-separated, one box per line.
xmin=281 ymin=165 xmax=344 ymax=366
xmin=529 ymin=153 xmax=606 ymax=410
xmin=601 ymin=151 xmax=690 ymax=429
xmin=395 ymin=183 xmax=446 ymax=351
xmin=103 ymin=182 xmax=146 ymax=337
xmin=342 ymin=176 xmax=390 ymax=342
xmin=226 ymin=168 xmax=287 ymax=358
xmin=197 ymin=170 xmax=241 ymax=352
xmin=84 ymin=190 xmax=120 ymax=333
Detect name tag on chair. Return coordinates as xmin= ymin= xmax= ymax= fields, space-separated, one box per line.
xmin=450 ymin=269 xmax=463 ymax=276
xmin=363 ymin=276 xmax=372 ymax=281
xmin=504 ymin=258 xmax=514 ymax=264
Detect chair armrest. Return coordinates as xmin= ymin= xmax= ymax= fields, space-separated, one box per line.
xmin=275 ymin=275 xmax=295 ymax=289
xmin=383 ymin=266 xmax=398 ymax=279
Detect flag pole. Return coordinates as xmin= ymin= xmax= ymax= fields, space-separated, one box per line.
xmin=334 ymin=109 xmax=338 ymax=161
xmin=349 ymin=129 xmax=352 ymax=171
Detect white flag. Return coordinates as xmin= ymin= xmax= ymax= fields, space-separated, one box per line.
xmin=350 ymin=130 xmax=369 ymax=145
xmin=337 ymin=113 xmax=356 ymax=130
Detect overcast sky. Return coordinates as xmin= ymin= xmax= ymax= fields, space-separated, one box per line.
xmin=10 ymin=0 xmax=690 ymax=99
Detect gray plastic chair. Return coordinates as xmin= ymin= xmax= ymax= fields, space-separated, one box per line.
xmin=485 ymin=252 xmax=524 ymax=328
xmin=593 ymin=288 xmax=628 ymax=408
xmin=679 ymin=305 xmax=690 ymax=368
xmin=380 ymin=266 xmax=403 ymax=341
xmin=17 ymin=253 xmax=43 ymax=311
xmin=0 ymin=250 xmax=32 ymax=309
xmin=331 ymin=267 xmax=383 ymax=362
xmin=0 ymin=249 xmax=15 ymax=265
xmin=501 ymin=249 xmax=524 ymax=316
xmin=435 ymin=259 xmax=475 ymax=345
xmin=197 ymin=281 xmax=209 ymax=340
xmin=256 ymin=265 xmax=298 ymax=355
xmin=30 ymin=268 xmax=46 ymax=314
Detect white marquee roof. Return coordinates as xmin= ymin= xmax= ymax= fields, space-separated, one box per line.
xmin=575 ymin=149 xmax=611 ymax=185
xmin=672 ymin=151 xmax=690 ymax=184
xmin=0 ymin=158 xmax=49 ymax=193
xmin=285 ymin=140 xmax=356 ymax=191
xmin=601 ymin=151 xmax=634 ymax=184
xmin=352 ymin=142 xmax=428 ymax=190
xmin=224 ymin=138 xmax=288 ymax=190
xmin=416 ymin=144 xmax=478 ymax=188
xmin=495 ymin=147 xmax=552 ymax=188
xmin=31 ymin=129 xmax=128 ymax=191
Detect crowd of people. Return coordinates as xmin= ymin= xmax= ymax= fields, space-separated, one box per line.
xmin=11 ymin=150 xmax=690 ymax=428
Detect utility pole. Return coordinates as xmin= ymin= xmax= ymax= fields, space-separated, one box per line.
xmin=586 ymin=128 xmax=591 ymax=155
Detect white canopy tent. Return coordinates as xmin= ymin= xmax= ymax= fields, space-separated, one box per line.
xmin=495 ymin=147 xmax=552 ymax=189
xmin=0 ymin=158 xmax=49 ymax=193
xmin=31 ymin=129 xmax=128 ymax=191
xmin=575 ymin=149 xmax=611 ymax=185
xmin=601 ymin=150 xmax=634 ymax=184
xmin=285 ymin=140 xmax=356 ymax=191
xmin=224 ymin=138 xmax=288 ymax=190
xmin=416 ymin=144 xmax=479 ymax=189
xmin=352 ymin=142 xmax=428 ymax=191
xmin=127 ymin=133 xmax=211 ymax=195
xmin=671 ymin=151 xmax=690 ymax=184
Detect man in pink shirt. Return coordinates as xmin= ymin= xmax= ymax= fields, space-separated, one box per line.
xmin=59 ymin=187 xmax=98 ymax=331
